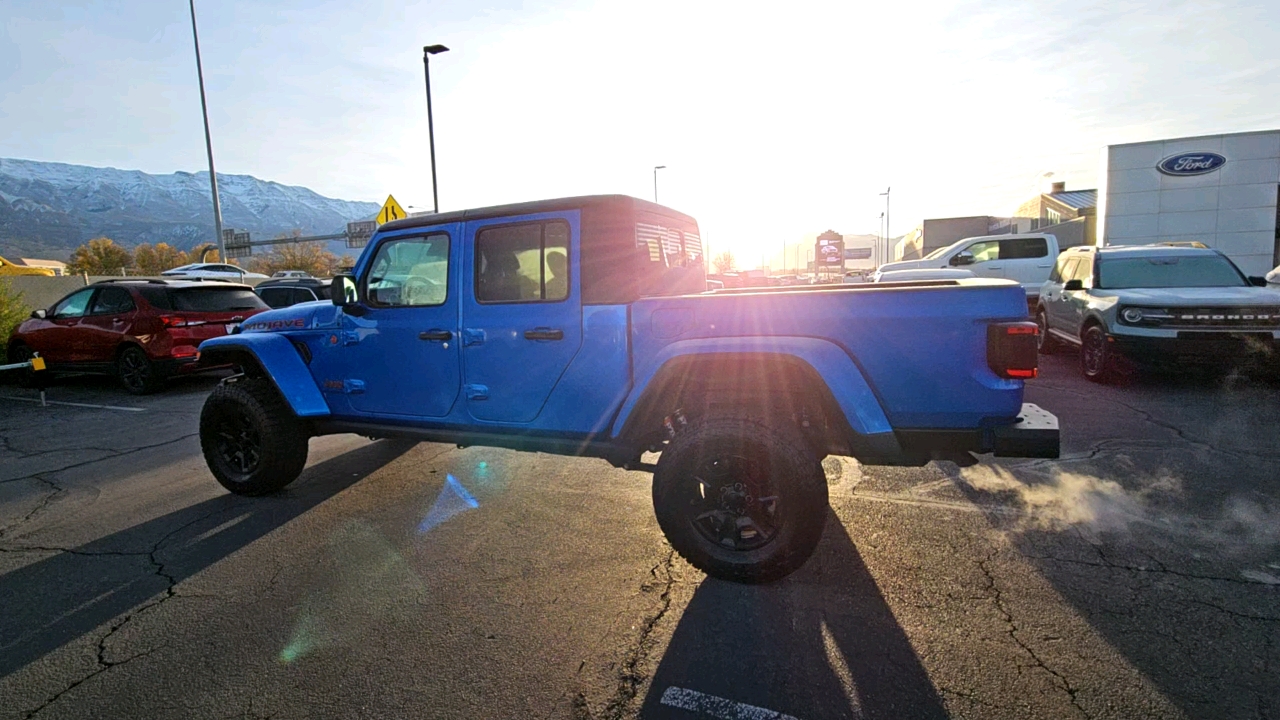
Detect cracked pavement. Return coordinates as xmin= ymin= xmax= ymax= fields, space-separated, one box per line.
xmin=1 ymin=357 xmax=1279 ymax=719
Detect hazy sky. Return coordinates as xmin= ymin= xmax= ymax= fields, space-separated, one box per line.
xmin=3 ymin=0 xmax=1278 ymax=263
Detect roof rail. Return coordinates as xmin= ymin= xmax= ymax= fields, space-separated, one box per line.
xmin=93 ymin=278 xmax=170 ymax=285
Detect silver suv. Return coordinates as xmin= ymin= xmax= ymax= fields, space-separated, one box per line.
xmin=1036 ymin=245 xmax=1280 ymax=382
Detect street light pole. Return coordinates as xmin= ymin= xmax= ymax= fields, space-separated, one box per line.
xmin=423 ymin=44 xmax=450 ymax=214
xmin=653 ymin=165 xmax=666 ymax=203
xmin=188 ymin=0 xmax=224 ymax=260
xmin=880 ymin=187 xmax=891 ymax=250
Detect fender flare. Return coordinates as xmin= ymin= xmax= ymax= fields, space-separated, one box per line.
xmin=199 ymin=334 xmax=330 ymax=417
xmin=610 ymin=336 xmax=892 ymax=439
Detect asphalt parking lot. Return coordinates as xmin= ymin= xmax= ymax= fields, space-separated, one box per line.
xmin=1 ymin=356 xmax=1277 ymax=720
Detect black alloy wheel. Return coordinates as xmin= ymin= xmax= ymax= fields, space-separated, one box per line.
xmin=1036 ymin=309 xmax=1059 ymax=354
xmin=117 ymin=346 xmax=160 ymax=394
xmin=1080 ymin=325 xmax=1114 ymax=383
xmin=688 ymin=453 xmax=782 ymax=552
xmin=209 ymin=408 xmax=263 ymax=475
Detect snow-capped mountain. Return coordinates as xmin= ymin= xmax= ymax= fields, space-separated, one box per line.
xmin=0 ymin=158 xmax=380 ymax=258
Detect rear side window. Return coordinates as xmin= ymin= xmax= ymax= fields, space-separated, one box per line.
xmin=475 ymin=221 xmax=570 ymax=303
xmin=635 ymin=221 xmax=705 ymax=296
xmin=137 ymin=287 xmax=174 ymax=310
xmin=170 ymin=288 xmax=268 ymax=312
xmin=1000 ymin=238 xmax=1048 ymax=259
xmin=89 ymin=287 xmax=135 ymax=315
xmin=257 ymin=287 xmax=294 ymax=308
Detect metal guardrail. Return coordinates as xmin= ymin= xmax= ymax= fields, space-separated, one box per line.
xmin=0 ymin=352 xmax=49 ymax=405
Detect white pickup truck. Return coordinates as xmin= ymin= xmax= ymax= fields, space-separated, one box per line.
xmin=874 ymin=233 xmax=1060 ymax=306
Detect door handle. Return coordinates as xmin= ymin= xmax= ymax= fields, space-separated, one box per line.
xmin=523 ymin=328 xmax=564 ymax=341
xmin=418 ymin=329 xmax=452 ymax=342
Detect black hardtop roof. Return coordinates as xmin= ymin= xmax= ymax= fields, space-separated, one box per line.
xmin=378 ymin=194 xmax=697 ymax=232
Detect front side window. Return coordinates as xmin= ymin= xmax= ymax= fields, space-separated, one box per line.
xmin=1049 ymin=256 xmax=1069 ymax=283
xmin=965 ymin=241 xmax=1001 ymax=263
xmin=1097 ymin=255 xmax=1246 ymax=289
xmin=1070 ymin=256 xmax=1094 ymax=286
xmin=475 ymin=221 xmax=569 ymax=303
xmin=53 ymin=288 xmax=94 ymax=318
xmin=1059 ymin=258 xmax=1080 ymax=285
xmin=366 ymin=234 xmax=450 ymax=307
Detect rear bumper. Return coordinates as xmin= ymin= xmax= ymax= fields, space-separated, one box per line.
xmin=990 ymin=403 xmax=1060 ymax=458
xmin=890 ymin=403 xmax=1060 ymax=462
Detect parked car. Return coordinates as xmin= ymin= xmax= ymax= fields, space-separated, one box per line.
xmin=873 ymin=268 xmax=975 ymax=283
xmin=874 ymin=233 xmax=1058 ymax=307
xmin=162 ymin=263 xmax=268 ymax=280
xmin=0 ymin=254 xmax=55 ymax=277
xmin=6 ymin=279 xmax=269 ymax=393
xmin=1267 ymin=263 xmax=1279 ymax=288
xmin=254 ymin=277 xmax=332 ymax=308
xmin=1036 ymin=245 xmax=1280 ymax=382
xmin=271 ymin=270 xmax=313 ymax=278
xmin=195 ymin=194 xmax=1058 ymax=584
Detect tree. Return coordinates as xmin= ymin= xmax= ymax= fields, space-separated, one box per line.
xmin=132 ymin=243 xmax=190 ymax=275
xmin=247 ymin=242 xmax=341 ymax=277
xmin=190 ymin=244 xmax=220 ymax=263
xmin=67 ymin=238 xmax=132 ymax=275
xmin=712 ymin=251 xmax=737 ymax=274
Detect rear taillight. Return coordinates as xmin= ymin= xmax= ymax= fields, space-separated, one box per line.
xmin=159 ymin=315 xmax=207 ymax=328
xmin=987 ymin=321 xmax=1039 ymax=380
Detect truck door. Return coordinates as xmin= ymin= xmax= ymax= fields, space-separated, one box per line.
xmin=342 ymin=227 xmax=462 ymax=418
xmin=460 ymin=213 xmax=583 ymax=423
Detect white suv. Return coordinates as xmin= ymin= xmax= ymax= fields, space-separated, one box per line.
xmin=162 ymin=263 xmax=268 ymax=280
xmin=1036 ymin=245 xmax=1280 ymax=382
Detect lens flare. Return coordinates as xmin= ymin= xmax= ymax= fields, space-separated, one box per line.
xmin=417 ymin=473 xmax=480 ymax=534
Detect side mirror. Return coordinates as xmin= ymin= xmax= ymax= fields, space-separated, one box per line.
xmin=950 ymin=251 xmax=976 ymax=267
xmin=331 ymin=274 xmax=358 ymax=305
xmin=1063 ymin=279 xmax=1084 ymax=292
xmin=1248 ymin=276 xmax=1268 ymax=287
xmin=31 ymin=309 xmax=47 ymax=319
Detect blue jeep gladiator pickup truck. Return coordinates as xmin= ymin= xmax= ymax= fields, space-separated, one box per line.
xmin=197 ymin=195 xmax=1058 ymax=583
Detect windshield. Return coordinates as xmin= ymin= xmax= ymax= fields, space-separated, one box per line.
xmin=170 ymin=287 xmax=268 ymax=312
xmin=1098 ymin=255 xmax=1247 ymax=289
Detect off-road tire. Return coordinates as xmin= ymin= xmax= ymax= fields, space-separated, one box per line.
xmin=116 ymin=345 xmax=162 ymax=395
xmin=1080 ymin=324 xmax=1118 ymax=383
xmin=1035 ymin=308 xmax=1061 ymax=354
xmin=201 ymin=379 xmax=309 ymax=496
xmin=652 ymin=415 xmax=828 ymax=584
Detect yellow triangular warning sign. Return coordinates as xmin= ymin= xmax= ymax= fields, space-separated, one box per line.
xmin=376 ymin=195 xmax=407 ymax=225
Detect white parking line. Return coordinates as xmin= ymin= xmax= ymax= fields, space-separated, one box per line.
xmin=0 ymin=395 xmax=145 ymax=412
xmin=659 ymin=687 xmax=800 ymax=720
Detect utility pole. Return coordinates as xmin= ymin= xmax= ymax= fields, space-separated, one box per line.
xmin=423 ymin=45 xmax=450 ymax=213
xmin=880 ymin=187 xmax=891 ymax=250
xmin=188 ymin=0 xmax=224 ymax=260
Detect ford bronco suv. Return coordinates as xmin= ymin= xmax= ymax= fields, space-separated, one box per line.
xmin=197 ymin=195 xmax=1059 ymax=583
xmin=1036 ymin=245 xmax=1280 ymax=382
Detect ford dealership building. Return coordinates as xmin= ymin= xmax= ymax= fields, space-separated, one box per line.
xmin=1100 ymin=129 xmax=1280 ymax=275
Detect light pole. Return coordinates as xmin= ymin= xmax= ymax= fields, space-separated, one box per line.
xmin=423 ymin=44 xmax=450 ymax=214
xmin=653 ymin=166 xmax=666 ymax=203
xmin=880 ymin=187 xmax=891 ymax=250
xmin=879 ymin=211 xmax=885 ymax=266
xmin=188 ymin=0 xmax=224 ymax=260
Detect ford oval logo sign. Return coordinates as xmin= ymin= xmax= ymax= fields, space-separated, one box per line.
xmin=1157 ymin=152 xmax=1227 ymax=176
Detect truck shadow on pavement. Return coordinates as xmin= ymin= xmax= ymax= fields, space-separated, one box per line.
xmin=639 ymin=512 xmax=948 ymax=720
xmin=0 ymin=439 xmax=415 ymax=680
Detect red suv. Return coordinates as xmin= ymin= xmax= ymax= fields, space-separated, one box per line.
xmin=6 ymin=279 xmax=269 ymax=394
